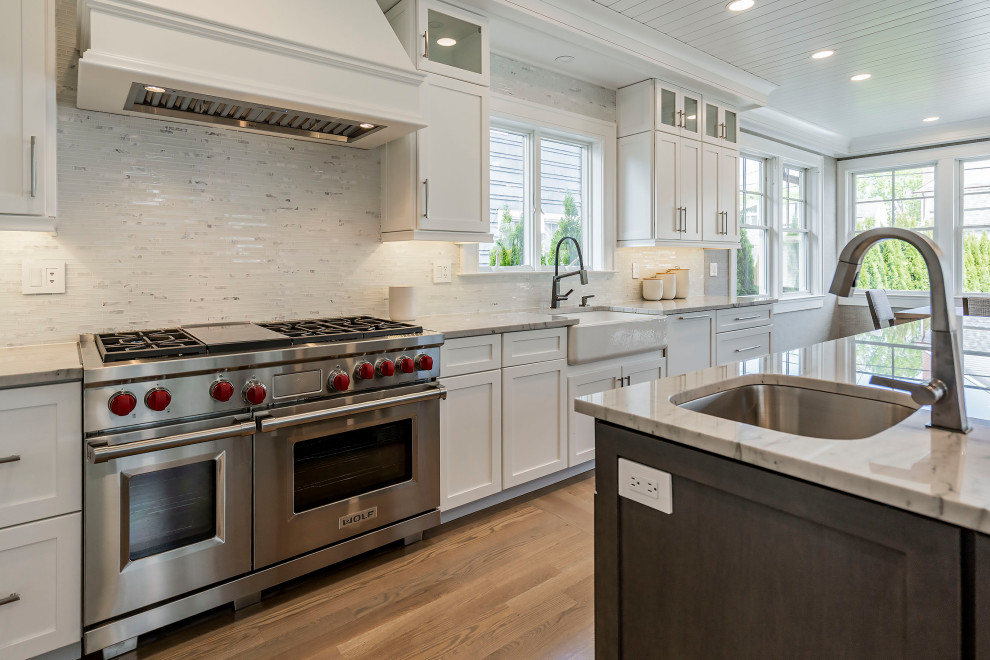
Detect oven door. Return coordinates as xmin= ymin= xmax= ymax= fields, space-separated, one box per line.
xmin=254 ymin=383 xmax=442 ymax=569
xmin=84 ymin=417 xmax=255 ymax=626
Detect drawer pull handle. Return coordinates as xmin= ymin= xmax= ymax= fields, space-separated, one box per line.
xmin=0 ymin=455 xmax=20 ymax=465
xmin=676 ymin=314 xmax=710 ymax=320
xmin=734 ymin=345 xmax=762 ymax=353
xmin=30 ymin=136 xmax=38 ymax=198
xmin=0 ymin=593 xmax=20 ymax=607
xmin=733 ymin=314 xmax=762 ymax=321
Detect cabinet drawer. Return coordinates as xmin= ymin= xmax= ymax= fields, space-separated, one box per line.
xmin=715 ymin=325 xmax=772 ymax=366
xmin=0 ymin=513 xmax=81 ymax=660
xmin=0 ymin=382 xmax=81 ymax=529
xmin=716 ymin=305 xmax=772 ymax=333
xmin=501 ymin=328 xmax=567 ymax=367
xmin=441 ymin=335 xmax=502 ymax=377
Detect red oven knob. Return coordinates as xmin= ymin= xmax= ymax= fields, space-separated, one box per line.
xmin=243 ymin=381 xmax=267 ymax=405
xmin=145 ymin=387 xmax=172 ymax=412
xmin=108 ymin=391 xmax=137 ymax=417
xmin=355 ymin=362 xmax=375 ymax=380
xmin=415 ymin=354 xmax=434 ymax=371
xmin=376 ymin=359 xmax=395 ymax=377
xmin=329 ymin=370 xmax=350 ymax=391
xmin=397 ymin=356 xmax=415 ymax=374
xmin=210 ymin=380 xmax=234 ymax=402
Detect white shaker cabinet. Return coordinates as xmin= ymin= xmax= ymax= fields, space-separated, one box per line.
xmin=439 ymin=369 xmax=501 ymax=510
xmin=703 ymin=100 xmax=739 ymax=146
xmin=502 ymin=358 xmax=568 ymax=488
xmin=0 ymin=0 xmax=56 ymax=229
xmin=617 ymin=79 xmax=702 ymax=141
xmin=388 ymin=0 xmax=489 ymax=87
xmin=666 ymin=312 xmax=714 ymax=376
xmin=701 ymin=144 xmax=740 ymax=244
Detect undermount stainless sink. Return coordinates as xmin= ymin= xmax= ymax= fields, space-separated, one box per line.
xmin=556 ymin=311 xmax=665 ymax=365
xmin=676 ymin=377 xmax=919 ymax=440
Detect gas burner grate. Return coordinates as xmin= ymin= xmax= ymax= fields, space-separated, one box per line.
xmin=96 ymin=328 xmax=207 ymax=363
xmin=258 ymin=316 xmax=423 ymax=344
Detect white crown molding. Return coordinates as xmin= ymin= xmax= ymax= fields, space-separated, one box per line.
xmin=845 ymin=116 xmax=990 ymax=157
xmin=457 ymin=0 xmax=775 ymax=108
xmin=741 ymin=107 xmax=851 ymax=157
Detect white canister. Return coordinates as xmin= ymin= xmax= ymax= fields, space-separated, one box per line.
xmin=388 ymin=286 xmax=418 ymax=321
xmin=642 ymin=277 xmax=664 ymax=301
xmin=657 ymin=272 xmax=677 ymax=300
xmin=667 ymin=268 xmax=690 ymax=299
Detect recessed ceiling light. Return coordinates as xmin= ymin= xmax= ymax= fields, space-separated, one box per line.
xmin=359 ymin=123 xmax=376 ymax=129
xmin=923 ymin=116 xmax=940 ymax=122
xmin=851 ymin=73 xmax=871 ymax=81
xmin=436 ymin=37 xmax=457 ymax=47
xmin=144 ymin=85 xmax=166 ymax=93
xmin=811 ymin=50 xmax=834 ymax=59
xmin=555 ymin=55 xmax=575 ymax=63
xmin=726 ymin=0 xmax=755 ymax=11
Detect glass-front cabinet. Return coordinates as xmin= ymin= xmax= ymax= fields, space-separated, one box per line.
xmin=415 ymin=0 xmax=489 ymax=86
xmin=704 ymin=101 xmax=739 ymax=146
xmin=656 ymin=82 xmax=702 ymax=140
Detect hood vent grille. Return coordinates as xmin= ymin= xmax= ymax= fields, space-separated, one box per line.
xmin=123 ymin=83 xmax=385 ymax=144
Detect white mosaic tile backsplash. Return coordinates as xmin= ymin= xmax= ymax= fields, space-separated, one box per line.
xmin=0 ymin=0 xmax=703 ymax=347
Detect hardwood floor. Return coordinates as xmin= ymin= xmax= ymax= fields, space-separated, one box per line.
xmin=121 ymin=473 xmax=595 ymax=660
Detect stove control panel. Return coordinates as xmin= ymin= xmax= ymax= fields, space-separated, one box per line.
xmin=83 ymin=345 xmax=441 ymax=434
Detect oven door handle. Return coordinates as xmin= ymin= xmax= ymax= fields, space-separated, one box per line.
xmin=258 ymin=385 xmax=447 ymax=433
xmin=87 ymin=421 xmax=258 ymax=464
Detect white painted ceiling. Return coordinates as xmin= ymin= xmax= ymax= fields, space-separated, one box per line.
xmin=591 ymin=0 xmax=990 ymax=140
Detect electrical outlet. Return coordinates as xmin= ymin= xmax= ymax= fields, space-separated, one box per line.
xmin=22 ymin=260 xmax=65 ymax=294
xmin=632 ymin=263 xmax=640 ymax=279
xmin=710 ymin=262 xmax=718 ymax=277
xmin=618 ymin=458 xmax=672 ymax=513
xmin=433 ymin=261 xmax=452 ymax=283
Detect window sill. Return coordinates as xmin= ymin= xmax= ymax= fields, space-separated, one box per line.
xmin=836 ymin=291 xmax=929 ymax=308
xmin=773 ymin=296 xmax=825 ymax=314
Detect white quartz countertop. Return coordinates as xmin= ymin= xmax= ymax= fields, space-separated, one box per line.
xmin=607 ymin=295 xmax=777 ymax=315
xmin=0 ymin=342 xmax=82 ymax=389
xmin=576 ymin=317 xmax=990 ymax=534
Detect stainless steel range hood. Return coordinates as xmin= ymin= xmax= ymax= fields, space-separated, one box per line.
xmin=77 ymin=0 xmax=428 ymax=148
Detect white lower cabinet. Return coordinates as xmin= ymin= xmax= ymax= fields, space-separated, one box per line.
xmin=0 ymin=513 xmax=81 ymax=660
xmin=502 ymin=358 xmax=568 ymax=488
xmin=439 ymin=370 xmax=502 ymax=510
xmin=666 ymin=312 xmax=714 ymax=376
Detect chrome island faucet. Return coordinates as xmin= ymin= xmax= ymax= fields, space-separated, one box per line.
xmin=830 ymin=227 xmax=970 ymax=433
xmin=550 ymin=236 xmax=589 ymax=309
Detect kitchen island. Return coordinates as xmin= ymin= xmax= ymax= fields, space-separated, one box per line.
xmin=576 ymin=317 xmax=990 ymax=659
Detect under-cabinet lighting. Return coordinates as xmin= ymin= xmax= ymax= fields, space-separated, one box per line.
xmin=851 ymin=73 xmax=871 ymax=81
xmin=923 ymin=116 xmax=940 ymax=122
xmin=726 ymin=0 xmax=755 ymax=11
xmin=436 ymin=37 xmax=457 ymax=47
xmin=555 ymin=55 xmax=575 ymax=63
xmin=144 ymin=85 xmax=166 ymax=93
xmin=811 ymin=50 xmax=834 ymax=59
xmin=360 ymin=123 xmax=376 ymax=129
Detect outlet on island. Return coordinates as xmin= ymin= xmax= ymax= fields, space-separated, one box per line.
xmin=618 ymin=458 xmax=672 ymax=513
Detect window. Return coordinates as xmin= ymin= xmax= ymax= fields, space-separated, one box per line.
xmin=963 ymin=159 xmax=990 ymax=293
xmin=482 ymin=125 xmax=592 ymax=269
xmin=851 ymin=166 xmax=935 ymax=291
xmin=781 ymin=166 xmax=809 ymax=294
xmin=737 ymin=155 xmax=768 ymax=295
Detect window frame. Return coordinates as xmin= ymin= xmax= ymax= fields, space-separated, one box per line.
xmin=781 ymin=164 xmax=811 ymax=295
xmin=960 ymin=157 xmax=990 ymax=294
xmin=737 ymin=154 xmax=771 ymax=296
xmin=461 ymin=94 xmax=616 ymax=275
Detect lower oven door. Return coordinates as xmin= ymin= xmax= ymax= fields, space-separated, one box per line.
xmin=254 ymin=383 xmax=442 ymax=569
xmin=84 ymin=417 xmax=255 ymax=626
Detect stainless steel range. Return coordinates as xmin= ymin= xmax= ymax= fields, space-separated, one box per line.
xmin=80 ymin=316 xmax=444 ymax=658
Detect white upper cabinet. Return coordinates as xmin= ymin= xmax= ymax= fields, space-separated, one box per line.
xmin=701 ymin=143 xmax=740 ymax=244
xmin=388 ymin=0 xmax=489 ymax=87
xmin=617 ymin=80 xmax=702 ymax=141
xmin=703 ymin=100 xmax=739 ymax=147
xmin=0 ymin=0 xmax=56 ymax=230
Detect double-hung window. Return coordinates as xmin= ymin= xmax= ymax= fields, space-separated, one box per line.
xmin=962 ymin=159 xmax=990 ymax=293
xmin=737 ymin=155 xmax=769 ymax=295
xmin=482 ymin=123 xmax=596 ymax=270
xmin=781 ymin=166 xmax=810 ymax=294
xmin=850 ymin=165 xmax=935 ymax=291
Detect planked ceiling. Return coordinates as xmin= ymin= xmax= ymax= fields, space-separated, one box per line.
xmin=591 ymin=0 xmax=990 ymax=139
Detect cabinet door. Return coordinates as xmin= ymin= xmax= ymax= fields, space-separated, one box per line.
xmin=701 ymin=143 xmax=722 ymax=242
xmin=703 ymin=102 xmax=721 ymax=143
xmin=654 ymin=132 xmax=680 ymax=241
xmin=0 ymin=513 xmax=81 ymax=660
xmin=503 ymin=359 xmax=567 ymax=487
xmin=666 ymin=313 xmax=713 ymax=376
xmin=417 ymin=76 xmax=489 ymax=234
xmin=0 ymin=0 xmax=51 ymax=218
xmin=417 ymin=0 xmax=489 ymax=86
xmin=440 ymin=370 xmax=501 ymax=510
xmin=717 ymin=147 xmax=740 ymax=241
xmin=655 ymin=84 xmax=680 ymax=136
xmin=680 ymin=90 xmax=702 ymax=141
xmin=621 ymin=356 xmax=665 ymax=386
xmin=618 ymin=132 xmax=655 ymax=243
xmin=721 ymin=107 xmax=738 ymax=145
xmin=678 ymin=139 xmax=703 ymax=241
xmin=567 ymin=367 xmax=620 ymax=467
xmin=0 ymin=382 xmax=81 ymax=529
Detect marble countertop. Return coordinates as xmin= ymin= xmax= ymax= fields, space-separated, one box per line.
xmin=418 ymin=296 xmax=777 ymax=339
xmin=0 ymin=342 xmax=82 ymax=389
xmin=576 ymin=317 xmax=990 ymax=534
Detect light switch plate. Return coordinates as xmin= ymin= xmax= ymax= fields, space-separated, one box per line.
xmin=618 ymin=458 xmax=672 ymax=513
xmin=22 ymin=260 xmax=65 ymax=295
xmin=710 ymin=262 xmax=718 ymax=277
xmin=632 ymin=263 xmax=640 ymax=279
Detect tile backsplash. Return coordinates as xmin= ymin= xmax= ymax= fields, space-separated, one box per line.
xmin=0 ymin=0 xmax=702 ymax=347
